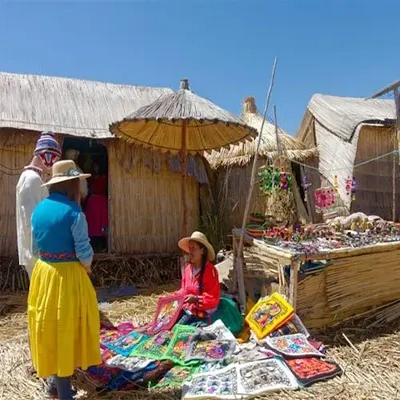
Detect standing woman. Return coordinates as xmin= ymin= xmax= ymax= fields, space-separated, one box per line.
xmin=28 ymin=160 xmax=101 ymax=399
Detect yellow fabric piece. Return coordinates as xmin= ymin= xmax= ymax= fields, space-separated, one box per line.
xmin=28 ymin=259 xmax=101 ymax=378
xmin=245 ymin=293 xmax=294 ymax=340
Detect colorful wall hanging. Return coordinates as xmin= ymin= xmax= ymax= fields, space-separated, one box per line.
xmin=148 ymin=294 xmax=184 ymax=335
xmin=314 ymin=186 xmax=336 ymax=213
xmin=267 ymin=314 xmax=310 ymax=338
xmin=236 ymin=359 xmax=298 ymax=395
xmin=185 ymin=339 xmax=237 ymax=363
xmin=345 ymin=176 xmax=357 ymax=201
xmin=163 ymin=324 xmax=197 ymax=366
xmin=265 ymin=333 xmax=324 ymax=358
xmin=285 ymin=357 xmax=342 ymax=387
xmin=182 ymin=365 xmax=238 ymax=400
xmin=154 ymin=365 xmax=199 ymax=389
xmin=102 ymin=331 xmax=148 ymax=357
xmin=258 ymin=166 xmax=292 ymax=194
xmin=131 ymin=330 xmax=173 ymax=360
xmin=245 ymin=293 xmax=294 ymax=340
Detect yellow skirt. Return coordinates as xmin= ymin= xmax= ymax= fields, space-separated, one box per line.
xmin=28 ymin=259 xmax=101 ymax=378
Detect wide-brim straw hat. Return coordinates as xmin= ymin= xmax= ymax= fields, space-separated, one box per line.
xmin=42 ymin=160 xmax=91 ymax=187
xmin=178 ymin=231 xmax=215 ymax=261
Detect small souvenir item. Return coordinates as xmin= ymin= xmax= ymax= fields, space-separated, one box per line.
xmin=182 ymin=364 xmax=238 ymax=399
xmin=258 ymin=166 xmax=292 ymax=194
xmin=285 ymin=357 xmax=342 ymax=386
xmin=147 ymin=294 xmax=184 ymax=335
xmin=245 ymin=293 xmax=294 ymax=340
xmin=314 ymin=187 xmax=336 ymax=212
xmin=132 ymin=330 xmax=173 ymax=360
xmin=236 ymin=359 xmax=298 ymax=395
xmin=333 ymin=175 xmax=339 ymax=193
xmin=301 ymin=173 xmax=311 ymax=202
xmin=185 ymin=339 xmax=237 ymax=363
xmin=265 ymin=333 xmax=324 ymax=358
xmin=345 ymin=176 xmax=357 ymax=200
xmin=102 ymin=330 xmax=148 ymax=357
xmin=163 ymin=324 xmax=197 ymax=366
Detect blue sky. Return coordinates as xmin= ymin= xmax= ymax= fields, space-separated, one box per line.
xmin=0 ymin=0 xmax=398 ymax=134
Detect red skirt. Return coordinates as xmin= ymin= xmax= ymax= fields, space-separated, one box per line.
xmin=85 ymin=195 xmax=108 ymax=237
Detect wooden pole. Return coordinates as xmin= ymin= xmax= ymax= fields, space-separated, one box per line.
xmin=181 ymin=120 xmax=188 ymax=237
xmin=273 ymin=105 xmax=283 ymax=169
xmin=393 ymin=87 xmax=400 ymax=222
xmin=235 ymin=57 xmax=278 ymax=313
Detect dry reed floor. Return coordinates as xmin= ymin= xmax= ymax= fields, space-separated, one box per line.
xmin=1 ymin=285 xmax=400 ymax=400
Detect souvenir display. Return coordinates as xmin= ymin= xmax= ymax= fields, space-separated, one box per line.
xmin=314 ymin=186 xmax=336 ymax=212
xmin=163 ymin=324 xmax=197 ymax=365
xmin=268 ymin=314 xmax=310 ymax=338
xmin=245 ymin=293 xmax=294 ymax=340
xmin=149 ymin=294 xmax=184 ymax=334
xmin=258 ymin=166 xmax=292 ymax=194
xmin=182 ymin=365 xmax=238 ymax=399
xmin=185 ymin=339 xmax=237 ymax=363
xmin=201 ymin=319 xmax=238 ymax=347
xmin=285 ymin=357 xmax=342 ymax=386
xmin=265 ymin=334 xmax=324 ymax=358
xmin=154 ymin=365 xmax=199 ymax=388
xmin=345 ymin=176 xmax=357 ymax=201
xmin=106 ymin=355 xmax=153 ymax=373
xmin=132 ymin=330 xmax=173 ymax=360
xmin=103 ymin=331 xmax=148 ymax=357
xmin=236 ymin=359 xmax=298 ymax=395
xmin=198 ymin=361 xmax=227 ymax=374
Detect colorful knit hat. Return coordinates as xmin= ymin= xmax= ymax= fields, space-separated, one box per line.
xmin=34 ymin=131 xmax=62 ymax=157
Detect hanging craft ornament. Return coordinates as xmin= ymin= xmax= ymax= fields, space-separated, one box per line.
xmin=258 ymin=166 xmax=292 ymax=194
xmin=345 ymin=176 xmax=357 ymax=201
xmin=333 ymin=175 xmax=339 ymax=193
xmin=301 ymin=173 xmax=311 ymax=203
xmin=314 ymin=186 xmax=336 ymax=214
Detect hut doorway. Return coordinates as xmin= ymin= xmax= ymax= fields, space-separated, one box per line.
xmin=62 ymin=137 xmax=109 ymax=254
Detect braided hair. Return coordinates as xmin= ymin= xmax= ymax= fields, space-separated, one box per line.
xmin=197 ymin=243 xmax=208 ymax=294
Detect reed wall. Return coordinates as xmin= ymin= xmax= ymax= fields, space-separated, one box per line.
xmin=108 ymin=140 xmax=199 ymax=254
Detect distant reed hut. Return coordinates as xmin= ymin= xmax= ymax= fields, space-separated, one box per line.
xmin=0 ymin=72 xmax=209 ymax=261
xmin=296 ymin=94 xmax=397 ymax=221
xmin=205 ymin=97 xmax=317 ymax=235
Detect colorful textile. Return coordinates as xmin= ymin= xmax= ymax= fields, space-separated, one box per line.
xmin=86 ymin=365 xmax=121 ymax=385
xmin=314 ymin=187 xmax=336 ymax=211
xmin=236 ymin=359 xmax=298 ymax=395
xmin=211 ymin=297 xmax=244 ymax=335
xmin=265 ymin=334 xmax=324 ymax=358
xmin=268 ymin=314 xmax=310 ymax=338
xmin=85 ymin=194 xmax=108 ymax=237
xmin=245 ymin=293 xmax=294 ymax=340
xmin=132 ymin=330 xmax=173 ymax=360
xmin=139 ymin=360 xmax=174 ymax=388
xmin=163 ymin=324 xmax=197 ymax=365
xmin=103 ymin=331 xmax=149 ymax=357
xmin=100 ymin=323 xmax=134 ymax=349
xmin=106 ymin=355 xmax=153 ymax=373
xmin=182 ymin=365 xmax=238 ymax=399
xmin=285 ymin=358 xmax=342 ymax=386
xmin=185 ymin=339 xmax=236 ymax=363
xmin=198 ymin=362 xmax=227 ymax=374
xmin=34 ymin=131 xmax=62 ymax=157
xmin=176 ymin=262 xmax=221 ymax=317
xmin=153 ymin=365 xmax=199 ymax=388
xmin=200 ymin=319 xmax=240 ymax=353
xmin=148 ymin=294 xmax=184 ymax=334
xmin=28 ymin=259 xmax=101 ymax=378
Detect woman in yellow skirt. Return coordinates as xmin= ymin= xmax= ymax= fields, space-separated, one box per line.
xmin=28 ymin=160 xmax=101 ymax=399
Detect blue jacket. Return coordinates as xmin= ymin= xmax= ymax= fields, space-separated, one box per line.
xmin=31 ymin=192 xmax=93 ymax=264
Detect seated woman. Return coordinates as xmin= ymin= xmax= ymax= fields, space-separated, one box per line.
xmin=175 ymin=231 xmax=221 ymax=326
xmin=28 ymin=160 xmax=101 ymax=400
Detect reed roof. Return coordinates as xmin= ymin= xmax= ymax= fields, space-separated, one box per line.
xmin=300 ymin=93 xmax=396 ymax=142
xmin=0 ymin=72 xmax=173 ymax=139
xmin=205 ymin=96 xmax=317 ymax=169
xmin=111 ymin=79 xmax=257 ymax=154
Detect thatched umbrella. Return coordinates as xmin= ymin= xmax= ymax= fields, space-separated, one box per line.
xmin=111 ymin=79 xmax=257 ymax=237
xmin=205 ymin=96 xmax=318 ymax=169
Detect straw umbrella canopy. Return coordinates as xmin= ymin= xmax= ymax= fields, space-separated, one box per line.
xmin=205 ymin=96 xmax=317 ymax=169
xmin=111 ymin=79 xmax=257 ymax=237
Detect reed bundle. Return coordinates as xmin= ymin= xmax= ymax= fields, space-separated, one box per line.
xmin=0 ymin=255 xmax=181 ymax=292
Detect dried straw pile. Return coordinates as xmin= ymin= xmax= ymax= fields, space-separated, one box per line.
xmin=1 ymin=288 xmax=400 ymax=399
xmin=0 ymin=255 xmax=181 ymax=292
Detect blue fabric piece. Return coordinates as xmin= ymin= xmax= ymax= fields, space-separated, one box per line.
xmin=32 ymin=192 xmax=93 ymax=264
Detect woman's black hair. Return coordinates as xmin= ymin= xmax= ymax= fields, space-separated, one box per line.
xmin=198 ymin=243 xmax=208 ymax=294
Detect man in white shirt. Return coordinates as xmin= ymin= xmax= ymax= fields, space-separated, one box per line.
xmin=16 ymin=131 xmax=62 ymax=279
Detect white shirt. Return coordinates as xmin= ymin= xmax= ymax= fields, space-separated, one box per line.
xmin=16 ymin=169 xmax=48 ymax=277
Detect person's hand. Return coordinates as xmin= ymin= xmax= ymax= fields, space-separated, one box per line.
xmin=185 ymin=294 xmax=197 ymax=304
xmin=81 ymin=263 xmax=92 ymax=275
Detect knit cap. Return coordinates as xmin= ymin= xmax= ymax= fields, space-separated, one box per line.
xmin=34 ymin=131 xmax=62 ymax=157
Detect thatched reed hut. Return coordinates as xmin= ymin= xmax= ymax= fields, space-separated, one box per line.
xmin=204 ymin=97 xmax=318 ymax=234
xmin=0 ymin=72 xmax=208 ymax=259
xmin=296 ymin=93 xmax=397 ymax=221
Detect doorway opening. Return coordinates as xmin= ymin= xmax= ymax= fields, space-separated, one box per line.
xmin=62 ymin=137 xmax=109 ymax=253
